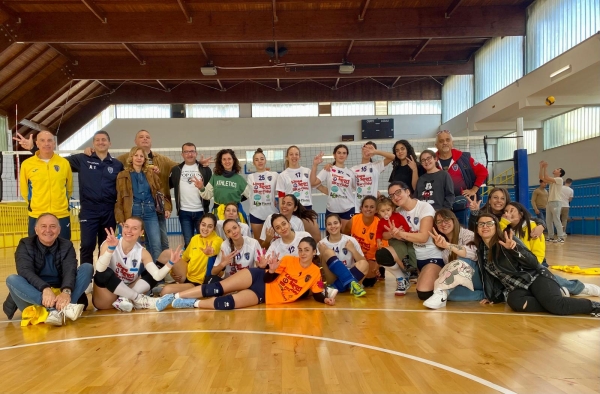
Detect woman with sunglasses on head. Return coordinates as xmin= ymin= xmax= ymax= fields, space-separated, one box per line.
xmin=276 ymin=145 xmax=321 ymax=241
xmin=473 ymin=213 xmax=600 ymax=317
xmin=388 ymin=140 xmax=425 ymax=195
xmin=376 ymin=182 xmax=443 ymax=300
xmin=423 ymin=209 xmax=484 ymax=309
xmin=311 ymin=144 xmax=357 ymax=229
xmin=415 ymin=149 xmax=454 ymax=211
xmin=246 ymin=148 xmax=279 ymax=241
xmin=195 ymin=148 xmax=251 ymax=222
xmin=351 ymin=142 xmax=395 ymax=210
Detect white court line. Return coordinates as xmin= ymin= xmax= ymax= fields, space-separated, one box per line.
xmin=2 ymin=306 xmax=600 ymax=325
xmin=0 ymin=329 xmax=517 ymax=394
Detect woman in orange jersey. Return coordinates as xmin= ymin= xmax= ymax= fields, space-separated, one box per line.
xmin=155 ymin=237 xmax=336 ymax=310
xmin=343 ymin=195 xmax=381 ymax=287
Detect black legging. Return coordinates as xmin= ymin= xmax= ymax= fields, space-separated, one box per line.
xmin=507 ymin=275 xmax=593 ymax=315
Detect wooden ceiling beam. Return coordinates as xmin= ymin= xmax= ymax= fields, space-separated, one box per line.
xmin=2 ymin=52 xmax=61 ymax=98
xmin=0 ymin=43 xmax=32 ymax=69
xmin=16 ymin=7 xmax=526 ymax=42
xmin=81 ymin=0 xmax=107 ymax=23
xmin=0 ymin=2 xmax=20 ymax=22
xmin=48 ymin=86 xmax=105 ymax=131
xmin=55 ymin=95 xmax=110 ymax=145
xmin=358 ymin=0 xmax=371 ymax=22
xmin=0 ymin=46 xmax=54 ymax=91
xmin=39 ymin=81 xmax=99 ymax=127
xmin=70 ymin=55 xmax=473 ymax=80
xmin=445 ymin=0 xmax=466 ymax=18
xmin=176 ymin=0 xmax=193 ymax=23
xmin=410 ymin=38 xmax=432 ymax=62
xmin=122 ymin=43 xmax=146 ymax=65
xmin=272 ymin=0 xmax=278 ymax=23
xmin=94 ymin=80 xmax=112 ymax=91
xmin=47 ymin=44 xmax=78 ymax=65
xmin=33 ymin=81 xmax=93 ymax=126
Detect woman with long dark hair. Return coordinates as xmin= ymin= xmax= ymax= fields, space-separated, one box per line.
xmin=473 ymin=212 xmax=599 ymax=317
xmin=259 ymin=194 xmax=316 ymax=248
xmin=388 ymin=140 xmax=425 ymax=195
xmin=351 ymin=141 xmax=395 ymax=209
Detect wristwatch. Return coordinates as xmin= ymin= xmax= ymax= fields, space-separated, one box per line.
xmin=62 ymin=289 xmax=72 ymax=295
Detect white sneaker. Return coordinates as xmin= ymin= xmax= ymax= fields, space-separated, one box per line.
xmin=132 ymin=294 xmax=158 ymax=310
xmin=62 ymin=303 xmax=84 ymax=321
xmin=326 ymin=287 xmax=339 ymax=299
xmin=45 ymin=310 xmax=63 ymax=326
xmin=423 ymin=289 xmax=448 ymax=309
xmin=560 ymin=287 xmax=570 ymax=297
xmin=394 ymin=277 xmax=410 ymax=296
xmin=85 ymin=282 xmax=94 ymax=295
xmin=581 ymin=283 xmax=600 ymax=297
xmin=112 ymin=297 xmax=133 ymax=312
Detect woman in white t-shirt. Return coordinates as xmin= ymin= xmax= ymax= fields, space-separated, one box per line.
xmin=215 ymin=203 xmax=250 ymax=240
xmin=246 ymin=148 xmax=279 ymax=241
xmin=386 ymin=181 xmax=444 ymax=301
xmin=266 ymin=214 xmax=311 ymax=258
xmin=212 ymin=219 xmax=262 ymax=279
xmin=310 ymin=144 xmax=357 ymax=228
xmin=276 ymin=145 xmax=320 ymax=241
xmin=259 ymin=194 xmax=310 ymax=248
xmin=351 ymin=142 xmax=395 ymax=211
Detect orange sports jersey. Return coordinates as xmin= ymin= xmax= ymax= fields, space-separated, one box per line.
xmin=265 ymin=255 xmax=323 ymax=305
xmin=350 ymin=214 xmax=380 ymax=260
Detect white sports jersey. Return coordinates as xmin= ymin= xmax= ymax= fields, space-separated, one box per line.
xmin=215 ymin=236 xmax=262 ymax=278
xmin=109 ymin=240 xmax=145 ymax=285
xmin=260 ymin=214 xmax=305 ymax=241
xmin=266 ymin=231 xmax=311 ymax=258
xmin=351 ymin=160 xmax=385 ymax=210
xmin=216 ymin=220 xmax=250 ymax=240
xmin=247 ymin=171 xmax=279 ymax=220
xmin=398 ymin=200 xmax=441 ymax=260
xmin=317 ymin=166 xmax=356 ymax=213
xmin=276 ymin=167 xmax=313 ymax=206
xmin=319 ymin=234 xmax=364 ymax=268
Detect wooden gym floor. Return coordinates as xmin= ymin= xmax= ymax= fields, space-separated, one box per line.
xmin=0 ymin=235 xmax=598 ymax=394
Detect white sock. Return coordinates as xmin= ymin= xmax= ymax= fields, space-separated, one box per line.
xmin=131 ymin=279 xmax=150 ymax=295
xmin=385 ymin=263 xmax=408 ymax=280
xmin=193 ymin=300 xmax=200 ymax=308
xmin=114 ymin=282 xmax=139 ymax=300
xmin=174 ymin=293 xmax=180 ymax=299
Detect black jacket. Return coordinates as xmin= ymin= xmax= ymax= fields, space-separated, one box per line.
xmin=15 ymin=235 xmax=78 ymax=292
xmin=169 ymin=161 xmax=212 ymax=214
xmin=476 ymin=238 xmax=542 ymax=304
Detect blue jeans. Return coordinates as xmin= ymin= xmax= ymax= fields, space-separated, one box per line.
xmin=6 ymin=264 xmax=93 ymax=311
xmin=157 ymin=212 xmax=169 ymax=251
xmin=132 ymin=202 xmax=162 ymax=261
xmin=447 ymin=258 xmax=485 ymax=301
xmin=554 ymin=274 xmax=585 ymax=295
xmin=453 ymin=209 xmax=470 ymax=228
xmin=178 ymin=210 xmax=204 ymax=248
xmin=28 ymin=216 xmax=71 ymax=240
xmin=536 ymin=208 xmax=546 ymax=225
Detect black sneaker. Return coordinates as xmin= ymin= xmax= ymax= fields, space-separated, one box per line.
xmin=3 ymin=294 xmax=18 ymax=320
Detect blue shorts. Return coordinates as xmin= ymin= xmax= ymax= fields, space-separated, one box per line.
xmin=326 ymin=208 xmax=355 ymax=221
xmin=417 ymin=258 xmax=445 ymax=271
xmin=303 ymin=204 xmax=313 ymax=211
xmin=248 ymin=268 xmax=266 ymax=304
xmin=249 ymin=214 xmax=265 ymax=225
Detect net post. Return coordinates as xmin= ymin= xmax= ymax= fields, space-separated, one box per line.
xmin=513 ymin=148 xmax=529 ymax=208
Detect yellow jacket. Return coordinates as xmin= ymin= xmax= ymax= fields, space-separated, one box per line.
xmin=500 ymin=218 xmax=545 ymax=263
xmin=20 ymin=152 xmax=73 ymax=218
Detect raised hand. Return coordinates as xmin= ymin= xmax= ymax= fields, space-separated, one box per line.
xmin=13 ymin=133 xmax=34 ymax=150
xmin=468 ymin=195 xmax=482 ymax=211
xmin=220 ymin=248 xmax=239 ymax=266
xmin=406 ymin=156 xmax=417 ymax=171
xmin=362 ymin=144 xmax=376 ymax=158
xmin=169 ymin=244 xmax=183 ymax=265
xmin=256 ymin=248 xmax=269 ymax=268
xmin=499 ymin=229 xmax=517 ymax=250
xmin=104 ymin=227 xmax=119 ymax=248
xmin=192 ymin=176 xmax=204 ymax=189
xmin=267 ymin=252 xmax=281 ymax=273
xmin=428 ymin=228 xmax=448 ymax=249
xmin=265 ymin=226 xmax=275 ymax=240
xmin=313 ymin=151 xmax=324 ymax=166
xmin=199 ymin=154 xmax=213 ymax=167
xmin=201 ymin=241 xmax=214 ymax=256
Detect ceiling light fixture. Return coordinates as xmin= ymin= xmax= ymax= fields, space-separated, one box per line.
xmin=549 ymin=64 xmax=571 ymax=79
xmin=200 ymin=66 xmax=217 ymax=76
xmin=339 ymin=62 xmax=355 ymax=74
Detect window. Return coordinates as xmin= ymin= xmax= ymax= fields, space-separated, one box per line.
xmin=245 ymin=149 xmax=285 ymax=164
xmin=526 ymin=0 xmax=600 ymax=73
xmin=252 ymin=103 xmax=318 ymax=117
xmin=442 ymin=75 xmax=473 ymax=123
xmin=375 ymin=101 xmax=388 ymax=116
xmin=331 ymin=101 xmax=375 ymax=116
xmin=475 ymin=36 xmax=524 ymax=103
xmin=115 ymin=104 xmax=171 ymax=119
xmin=497 ymin=130 xmax=537 ymax=160
xmin=186 ymin=104 xmax=239 ymax=118
xmin=59 ymin=105 xmax=116 ymax=150
xmin=388 ymin=100 xmax=442 ymax=115
xmin=544 ymin=107 xmax=600 ymax=150
xmin=0 ymin=115 xmax=7 ymax=151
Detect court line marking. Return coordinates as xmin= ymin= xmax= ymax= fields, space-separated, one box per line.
xmin=0 ymin=329 xmax=517 ymax=394
xmin=2 ymin=306 xmax=600 ymax=325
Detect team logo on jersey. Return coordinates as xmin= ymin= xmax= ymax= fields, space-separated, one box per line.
xmin=244 ymin=252 xmax=250 ymax=260
xmin=370 ymin=168 xmax=373 ymax=173
xmin=107 ymin=167 xmax=114 ymax=174
xmin=452 ymin=164 xmax=459 ymax=171
xmin=342 ymin=248 xmax=348 ymax=255
xmin=369 ymin=233 xmax=374 ymax=240
xmin=414 ymin=217 xmax=419 ymax=225
xmin=304 ymin=173 xmax=308 ymax=178
xmin=305 ymin=275 xmax=311 ymax=282
xmin=132 ymin=259 xmax=138 ymax=268
xmin=54 ymin=165 xmax=60 ymax=172
xmin=267 ymin=176 xmax=272 ymax=181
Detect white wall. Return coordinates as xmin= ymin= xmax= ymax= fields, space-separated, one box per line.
xmin=92 ymin=115 xmax=441 ymax=149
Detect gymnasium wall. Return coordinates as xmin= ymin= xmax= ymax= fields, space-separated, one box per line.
xmin=90 ymin=114 xmax=442 ymax=149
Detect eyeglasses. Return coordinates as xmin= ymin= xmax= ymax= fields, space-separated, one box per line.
xmin=435 ymin=218 xmax=452 ymax=225
xmin=421 ymin=156 xmax=434 ymax=164
xmin=183 ymin=150 xmax=196 ymax=154
xmin=388 ymin=188 xmax=407 ymax=199
xmin=477 ymin=221 xmax=495 ymax=228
